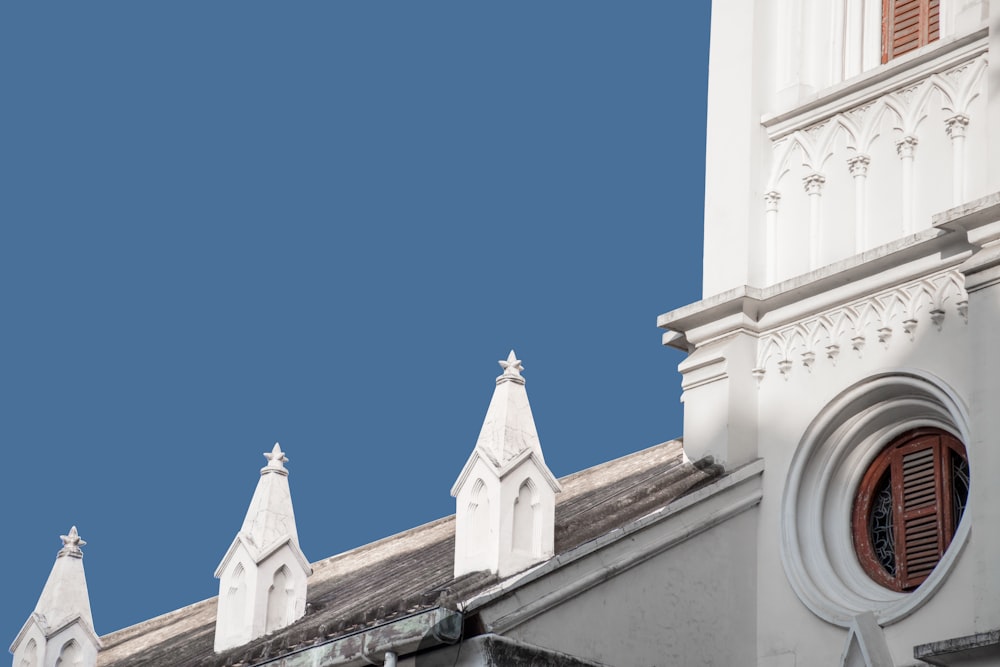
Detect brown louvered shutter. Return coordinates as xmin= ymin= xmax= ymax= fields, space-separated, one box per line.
xmin=853 ymin=429 xmax=968 ymax=592
xmin=893 ymin=436 xmax=942 ymax=588
xmin=928 ymin=0 xmax=941 ymax=42
xmin=882 ymin=0 xmax=941 ymax=63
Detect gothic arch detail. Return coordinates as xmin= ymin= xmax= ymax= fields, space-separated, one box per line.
xmin=19 ymin=638 xmax=37 ymax=667
xmin=226 ymin=562 xmax=246 ymax=630
xmin=512 ymin=478 xmax=540 ymax=555
xmin=754 ymin=270 xmax=967 ymax=381
xmin=768 ymin=54 xmax=986 ymax=191
xmin=763 ymin=52 xmax=988 ymax=283
xmin=265 ymin=565 xmax=292 ymax=634
xmin=56 ymin=639 xmax=81 ymax=667
xmin=468 ymin=478 xmax=491 ymax=555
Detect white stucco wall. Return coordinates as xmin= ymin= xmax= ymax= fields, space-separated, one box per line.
xmin=753 ymin=288 xmax=979 ymax=664
xmin=461 ymin=467 xmax=763 ymax=667
xmin=501 ymin=509 xmax=758 ymax=667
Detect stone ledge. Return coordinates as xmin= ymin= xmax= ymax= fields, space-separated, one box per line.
xmin=914 ymin=629 xmax=1000 ymax=666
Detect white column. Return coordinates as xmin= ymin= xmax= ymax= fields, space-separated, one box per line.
xmin=843 ymin=0 xmax=864 ymax=78
xmin=896 ymin=136 xmax=918 ymax=235
xmin=804 ymin=173 xmax=826 ymax=270
xmin=946 ymin=114 xmax=970 ymax=206
xmin=848 ymin=155 xmax=870 ymax=253
xmin=777 ymin=0 xmax=805 ymax=98
xmin=830 ymin=0 xmax=848 ymax=83
xmin=861 ymin=0 xmax=881 ymax=71
xmin=764 ymin=191 xmax=781 ymax=284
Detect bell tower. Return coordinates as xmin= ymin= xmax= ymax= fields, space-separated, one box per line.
xmin=660 ymin=0 xmax=1000 ymax=663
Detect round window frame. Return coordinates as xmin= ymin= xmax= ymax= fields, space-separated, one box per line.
xmin=780 ymin=370 xmax=973 ymax=627
xmin=852 ymin=428 xmax=969 ymax=592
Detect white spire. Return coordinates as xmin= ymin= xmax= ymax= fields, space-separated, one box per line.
xmin=452 ymin=351 xmax=557 ymax=483
xmin=452 ymin=351 xmax=560 ymax=578
xmin=34 ymin=527 xmax=94 ymax=632
xmin=10 ymin=527 xmax=101 ymax=667
xmin=469 ymin=351 xmax=549 ymax=469
xmin=239 ymin=443 xmax=299 ymax=549
xmin=214 ymin=444 xmax=311 ymax=653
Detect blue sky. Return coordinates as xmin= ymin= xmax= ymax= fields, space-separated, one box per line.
xmin=1 ymin=2 xmax=710 ymax=640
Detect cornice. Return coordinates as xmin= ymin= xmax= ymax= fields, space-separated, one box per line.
xmin=933 ymin=192 xmax=1000 ymax=237
xmin=753 ymin=268 xmax=968 ymax=381
xmin=659 ymin=226 xmax=973 ymax=347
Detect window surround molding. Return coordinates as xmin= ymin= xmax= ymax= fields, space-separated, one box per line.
xmin=780 ymin=369 xmax=972 ymax=627
xmin=773 ymin=0 xmax=972 ymax=109
xmin=762 ymin=27 xmax=988 ymax=140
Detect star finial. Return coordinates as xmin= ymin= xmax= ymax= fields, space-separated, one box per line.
xmin=58 ymin=526 xmax=86 ymax=557
xmin=263 ymin=443 xmax=289 ymax=473
xmin=497 ymin=350 xmax=525 ymax=384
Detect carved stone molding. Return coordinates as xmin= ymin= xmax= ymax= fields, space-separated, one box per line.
xmin=753 ymin=270 xmax=968 ymax=381
xmin=895 ymin=135 xmax=918 ymax=159
xmin=847 ymin=154 xmax=871 ymax=177
xmin=803 ymin=173 xmax=826 ymax=195
xmin=764 ymin=190 xmax=782 ymax=211
xmin=945 ymin=114 xmax=970 ymax=139
xmin=766 ymin=54 xmax=988 ymax=192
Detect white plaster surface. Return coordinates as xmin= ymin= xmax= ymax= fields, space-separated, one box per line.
xmin=498 ymin=510 xmax=759 ymax=667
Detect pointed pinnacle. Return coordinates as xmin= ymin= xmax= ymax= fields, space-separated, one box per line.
xmin=262 ymin=442 xmax=289 ymax=474
xmin=58 ymin=526 xmax=86 ymax=557
xmin=498 ymin=350 xmax=524 ymax=382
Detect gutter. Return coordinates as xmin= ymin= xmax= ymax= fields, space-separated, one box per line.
xmin=250 ymin=607 xmax=462 ymax=667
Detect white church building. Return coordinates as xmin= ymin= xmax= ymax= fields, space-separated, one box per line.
xmin=11 ymin=0 xmax=1000 ymax=665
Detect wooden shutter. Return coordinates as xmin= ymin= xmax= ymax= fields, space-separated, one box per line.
xmin=893 ymin=436 xmax=943 ymax=588
xmin=882 ymin=0 xmax=941 ymax=63
xmin=928 ymin=0 xmax=941 ymax=43
xmin=853 ymin=429 xmax=967 ymax=592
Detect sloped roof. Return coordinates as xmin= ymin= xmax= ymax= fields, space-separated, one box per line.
xmin=96 ymin=440 xmax=720 ymax=667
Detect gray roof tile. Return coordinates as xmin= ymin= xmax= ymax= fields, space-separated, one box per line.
xmin=97 ymin=440 xmax=720 ymax=667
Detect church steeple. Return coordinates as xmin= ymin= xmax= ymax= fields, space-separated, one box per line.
xmin=214 ymin=444 xmax=311 ymax=652
xmin=452 ymin=351 xmax=561 ymax=578
xmin=10 ymin=527 xmax=101 ymax=667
